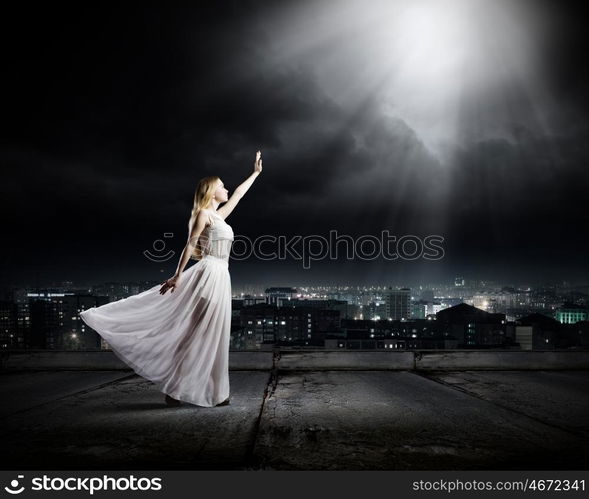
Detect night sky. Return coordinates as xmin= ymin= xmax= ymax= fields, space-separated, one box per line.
xmin=2 ymin=0 xmax=589 ymax=289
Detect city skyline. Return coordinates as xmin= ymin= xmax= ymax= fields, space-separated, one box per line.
xmin=4 ymin=273 xmax=589 ymax=294
xmin=3 ymin=274 xmax=587 ymax=352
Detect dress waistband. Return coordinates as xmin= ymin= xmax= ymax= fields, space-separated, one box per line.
xmin=202 ymin=254 xmax=229 ymax=267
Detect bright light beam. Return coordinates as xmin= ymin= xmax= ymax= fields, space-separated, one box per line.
xmin=261 ymin=0 xmax=555 ymax=161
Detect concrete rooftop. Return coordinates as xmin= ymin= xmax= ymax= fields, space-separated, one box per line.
xmin=1 ymin=350 xmax=589 ymax=470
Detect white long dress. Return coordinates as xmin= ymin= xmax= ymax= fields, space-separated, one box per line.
xmin=79 ymin=210 xmax=234 ymax=407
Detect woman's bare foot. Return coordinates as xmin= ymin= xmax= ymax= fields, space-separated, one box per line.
xmin=165 ymin=394 xmax=181 ymax=406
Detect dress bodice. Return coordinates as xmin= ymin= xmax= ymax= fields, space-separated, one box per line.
xmin=190 ymin=210 xmax=234 ymax=262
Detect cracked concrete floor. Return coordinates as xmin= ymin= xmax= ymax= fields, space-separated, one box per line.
xmin=0 ymin=370 xmax=270 ymax=470
xmin=254 ymin=370 xmax=589 ymax=470
xmin=1 ymin=370 xmax=588 ymax=470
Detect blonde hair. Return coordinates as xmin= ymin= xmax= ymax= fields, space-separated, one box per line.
xmin=188 ymin=175 xmax=220 ymax=260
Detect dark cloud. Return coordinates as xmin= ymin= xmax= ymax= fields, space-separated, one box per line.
xmin=2 ymin=1 xmax=589 ymax=287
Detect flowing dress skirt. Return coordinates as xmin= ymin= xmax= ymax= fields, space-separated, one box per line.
xmin=79 ymin=255 xmax=231 ymax=407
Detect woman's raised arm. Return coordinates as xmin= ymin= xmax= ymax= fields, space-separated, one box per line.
xmin=217 ymin=150 xmax=263 ymax=220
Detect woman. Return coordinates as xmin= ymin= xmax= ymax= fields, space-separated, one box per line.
xmin=80 ymin=150 xmax=263 ymax=407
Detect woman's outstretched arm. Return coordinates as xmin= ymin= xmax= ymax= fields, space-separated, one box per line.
xmin=159 ymin=210 xmax=209 ymax=295
xmin=217 ymin=150 xmax=263 ymax=220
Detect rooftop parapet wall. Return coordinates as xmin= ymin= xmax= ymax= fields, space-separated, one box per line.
xmin=2 ymin=349 xmax=589 ymax=371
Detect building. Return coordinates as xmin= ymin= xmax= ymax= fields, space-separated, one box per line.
xmin=384 ymin=287 xmax=410 ymax=320
xmin=265 ymin=287 xmax=298 ymax=307
xmin=25 ymin=292 xmax=108 ymax=349
xmin=286 ymin=298 xmax=347 ymax=316
xmin=515 ymin=313 xmax=562 ymax=350
xmin=411 ymin=300 xmax=443 ymax=319
xmin=237 ymin=302 xmax=340 ymax=348
xmin=365 ymin=300 xmax=386 ymax=320
xmin=0 ymin=301 xmax=19 ymax=349
xmin=239 ymin=303 xmax=277 ymax=348
xmin=555 ymin=303 xmax=589 ymax=324
xmin=411 ymin=300 xmax=428 ymax=319
xmin=326 ymin=318 xmax=456 ymax=350
xmin=436 ymin=303 xmax=506 ymax=347
xmin=242 ymin=294 xmax=266 ymax=306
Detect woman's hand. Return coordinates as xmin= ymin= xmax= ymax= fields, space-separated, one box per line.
xmin=254 ymin=150 xmax=262 ymax=173
xmin=160 ymin=274 xmax=180 ymax=295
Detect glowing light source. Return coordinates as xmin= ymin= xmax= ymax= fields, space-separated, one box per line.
xmin=265 ymin=0 xmax=553 ymax=157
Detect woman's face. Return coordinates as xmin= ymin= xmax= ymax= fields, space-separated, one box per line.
xmin=214 ymin=180 xmax=229 ymax=202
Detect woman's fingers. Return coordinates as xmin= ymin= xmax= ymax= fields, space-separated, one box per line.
xmin=159 ymin=276 xmax=179 ymax=295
